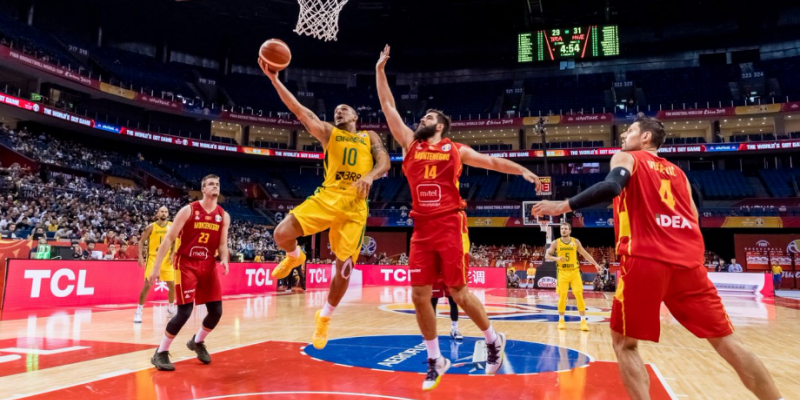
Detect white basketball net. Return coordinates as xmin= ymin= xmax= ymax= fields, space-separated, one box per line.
xmin=294 ymin=0 xmax=349 ymax=42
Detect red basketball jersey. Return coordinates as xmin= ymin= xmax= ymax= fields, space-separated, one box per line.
xmin=613 ymin=151 xmax=704 ymax=268
xmin=402 ymin=138 xmax=467 ymax=220
xmin=177 ymin=201 xmax=226 ymax=261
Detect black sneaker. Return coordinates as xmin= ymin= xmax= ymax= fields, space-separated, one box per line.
xmin=151 ymin=349 xmax=175 ymax=371
xmin=187 ymin=334 xmax=211 ymax=364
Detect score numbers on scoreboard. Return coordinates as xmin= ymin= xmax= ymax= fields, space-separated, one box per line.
xmin=518 ymin=25 xmax=619 ymax=62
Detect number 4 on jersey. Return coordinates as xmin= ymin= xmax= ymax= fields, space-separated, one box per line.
xmin=659 ymin=179 xmax=676 ymax=210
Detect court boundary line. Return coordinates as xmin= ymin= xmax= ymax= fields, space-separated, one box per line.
xmin=3 ymin=338 xmax=307 ymax=400
xmin=649 ymin=363 xmax=680 ymax=400
xmin=193 ymin=392 xmax=420 ymax=400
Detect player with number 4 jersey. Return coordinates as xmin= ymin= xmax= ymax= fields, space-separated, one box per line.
xmin=377 ymin=44 xmax=541 ymax=391
xmin=532 ymin=117 xmax=782 ymax=400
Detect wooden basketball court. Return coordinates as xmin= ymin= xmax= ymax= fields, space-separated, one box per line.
xmin=0 ymin=287 xmax=797 ymax=399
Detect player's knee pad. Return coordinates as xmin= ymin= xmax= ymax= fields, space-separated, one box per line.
xmin=166 ymin=303 xmax=194 ymax=335
xmin=202 ymin=301 xmax=223 ymax=330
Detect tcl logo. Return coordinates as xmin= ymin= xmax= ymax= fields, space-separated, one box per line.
xmin=24 ymin=269 xmax=95 ymax=298
xmin=308 ymin=268 xmax=329 ymax=284
xmin=245 ymin=268 xmax=274 ymax=287
xmin=381 ymin=268 xmax=409 ymax=282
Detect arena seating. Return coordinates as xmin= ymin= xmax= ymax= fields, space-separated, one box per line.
xmin=686 ymin=170 xmax=755 ymax=199
xmin=759 ymin=169 xmax=800 ymax=198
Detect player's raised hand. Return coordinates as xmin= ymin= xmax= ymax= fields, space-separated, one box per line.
xmin=531 ymin=200 xmax=570 ymax=216
xmin=522 ymin=170 xmax=541 ymax=192
xmin=353 ymin=175 xmax=374 ymax=199
xmin=258 ymin=58 xmax=278 ymax=81
xmin=376 ymin=45 xmax=390 ymax=70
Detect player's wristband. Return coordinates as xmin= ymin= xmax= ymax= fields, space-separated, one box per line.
xmin=567 ymin=166 xmax=631 ymax=210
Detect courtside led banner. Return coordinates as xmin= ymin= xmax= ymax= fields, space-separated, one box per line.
xmin=1 ymin=260 xmax=277 ymax=311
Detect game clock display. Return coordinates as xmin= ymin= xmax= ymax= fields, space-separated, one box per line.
xmin=518 ymin=25 xmax=619 ymax=62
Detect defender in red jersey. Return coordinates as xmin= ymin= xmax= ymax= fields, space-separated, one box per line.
xmin=377 ymin=45 xmax=541 ymax=391
xmin=533 ymin=117 xmax=782 ymax=400
xmin=147 ymin=174 xmax=231 ymax=372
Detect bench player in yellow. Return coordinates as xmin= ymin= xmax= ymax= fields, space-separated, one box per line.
xmin=135 ymin=206 xmax=178 ymax=323
xmin=545 ymin=222 xmax=601 ymax=331
xmin=261 ymin=60 xmax=390 ymax=349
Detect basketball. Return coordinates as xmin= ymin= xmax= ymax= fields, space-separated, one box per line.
xmin=259 ymin=39 xmax=291 ymax=71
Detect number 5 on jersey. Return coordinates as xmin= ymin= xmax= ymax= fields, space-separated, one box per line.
xmin=424 ymin=165 xmax=437 ymax=179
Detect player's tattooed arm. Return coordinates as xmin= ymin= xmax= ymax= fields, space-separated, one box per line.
xmin=353 ymin=131 xmax=390 ymax=199
xmin=259 ymin=61 xmax=333 ymax=146
xmin=544 ymin=240 xmax=561 ymax=262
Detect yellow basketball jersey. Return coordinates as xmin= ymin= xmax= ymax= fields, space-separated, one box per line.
xmin=322 ymin=127 xmax=373 ymax=196
xmin=556 ymin=237 xmax=579 ymax=270
xmin=147 ymin=222 xmax=171 ymax=256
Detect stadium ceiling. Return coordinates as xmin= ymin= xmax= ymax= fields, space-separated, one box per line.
xmin=12 ymin=0 xmax=800 ymax=69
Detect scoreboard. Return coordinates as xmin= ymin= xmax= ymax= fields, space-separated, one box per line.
xmin=518 ymin=25 xmax=619 ymax=62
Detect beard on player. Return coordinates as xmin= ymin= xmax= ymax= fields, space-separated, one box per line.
xmin=414 ymin=123 xmax=438 ymax=141
xmin=158 ymin=215 xmax=167 ymax=221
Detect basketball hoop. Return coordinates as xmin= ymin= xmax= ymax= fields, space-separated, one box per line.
xmin=294 ymin=0 xmax=349 ymax=42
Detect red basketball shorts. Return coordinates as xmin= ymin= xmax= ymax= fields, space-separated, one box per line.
xmin=174 ymin=255 xmax=222 ymax=306
xmin=409 ymin=211 xmax=470 ymax=288
xmin=611 ymin=256 xmax=734 ymax=342
xmin=431 ymin=280 xmax=452 ymax=298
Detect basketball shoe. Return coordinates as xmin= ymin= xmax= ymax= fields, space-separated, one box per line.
xmin=580 ymin=320 xmax=590 ymax=331
xmin=423 ymin=356 xmax=451 ymax=391
xmin=272 ymin=250 xmax=306 ymax=279
xmin=450 ymin=328 xmax=463 ymax=341
xmin=485 ymin=332 xmax=506 ymax=374
xmin=187 ymin=335 xmax=211 ymax=364
xmin=151 ymin=349 xmax=175 ymax=371
xmin=134 ymin=308 xmax=142 ymax=323
xmin=312 ymin=309 xmax=331 ymax=349
xmin=558 ymin=318 xmax=566 ymax=330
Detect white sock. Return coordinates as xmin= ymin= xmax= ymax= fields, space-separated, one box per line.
xmin=287 ymin=245 xmax=300 ymax=258
xmin=424 ymin=338 xmax=441 ymax=360
xmin=320 ymin=302 xmax=336 ymax=318
xmin=168 ymin=303 xmax=175 ymax=310
xmin=137 ymin=304 xmax=143 ymax=311
xmin=559 ymin=315 xmax=565 ymax=321
xmin=157 ymin=334 xmax=174 ymax=353
xmin=196 ymin=327 xmax=210 ymax=343
xmin=581 ymin=316 xmax=587 ymax=321
xmin=451 ymin=321 xmax=458 ymax=330
xmin=482 ymin=326 xmax=498 ymax=344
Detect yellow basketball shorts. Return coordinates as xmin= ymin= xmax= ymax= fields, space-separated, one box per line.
xmin=145 ymin=256 xmax=175 ymax=282
xmin=557 ymin=267 xmax=583 ymax=294
xmin=290 ymin=188 xmax=368 ymax=262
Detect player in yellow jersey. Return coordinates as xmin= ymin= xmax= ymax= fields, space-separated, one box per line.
xmin=261 ymin=61 xmax=390 ymax=349
xmin=135 ymin=206 xmax=178 ymax=323
xmin=545 ymin=222 xmax=601 ymax=331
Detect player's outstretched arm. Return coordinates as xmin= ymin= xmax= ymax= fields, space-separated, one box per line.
xmin=148 ymin=206 xmax=191 ymax=284
xmin=376 ymin=45 xmax=415 ymax=151
xmin=218 ymin=212 xmax=231 ymax=275
xmin=259 ymin=59 xmax=333 ymax=147
xmin=459 ymin=146 xmax=542 ymax=191
xmin=352 ymin=131 xmax=391 ymax=199
xmin=138 ymin=223 xmax=153 ymax=268
xmin=532 ymin=151 xmax=635 ymax=216
xmin=575 ymin=238 xmax=601 ymax=271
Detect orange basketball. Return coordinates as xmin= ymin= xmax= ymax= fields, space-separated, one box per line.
xmin=259 ymin=39 xmax=291 ymax=72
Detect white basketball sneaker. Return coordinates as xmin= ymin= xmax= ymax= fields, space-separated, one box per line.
xmin=422 ymin=356 xmax=451 ymax=391
xmin=485 ymin=332 xmax=506 ymax=374
xmin=134 ymin=308 xmax=143 ymax=323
